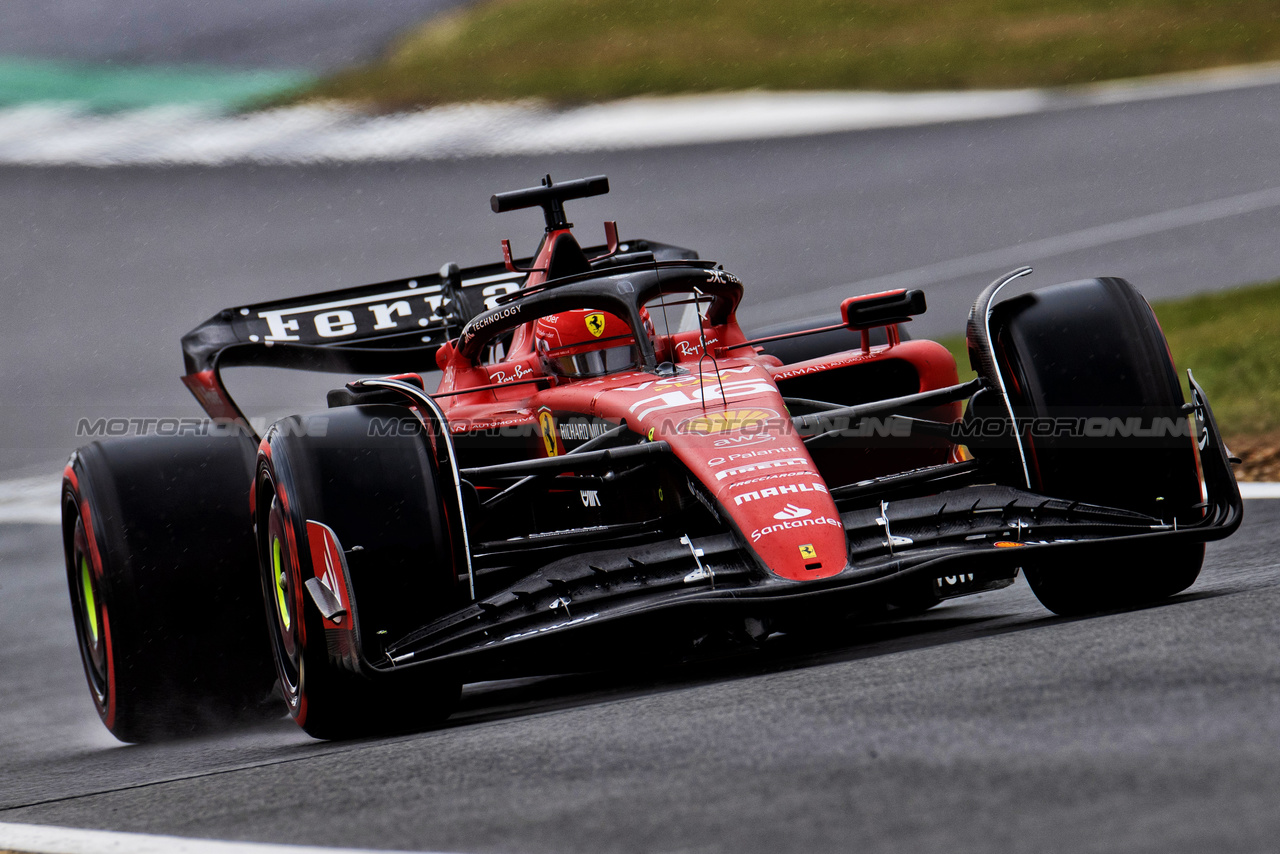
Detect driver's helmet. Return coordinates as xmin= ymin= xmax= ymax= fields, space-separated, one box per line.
xmin=533 ymin=308 xmax=651 ymax=378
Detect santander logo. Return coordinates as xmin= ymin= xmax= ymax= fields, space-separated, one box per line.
xmin=772 ymin=503 xmax=812 ymax=521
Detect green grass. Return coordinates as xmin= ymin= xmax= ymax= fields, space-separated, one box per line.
xmin=300 ymin=0 xmax=1280 ymax=109
xmin=1154 ymin=281 xmax=1280 ymax=437
xmin=936 ymin=335 xmax=977 ymax=385
xmin=937 ymin=279 xmax=1280 ymax=439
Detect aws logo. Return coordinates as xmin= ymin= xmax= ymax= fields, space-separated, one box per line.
xmin=678 ymin=408 xmax=777 ymax=435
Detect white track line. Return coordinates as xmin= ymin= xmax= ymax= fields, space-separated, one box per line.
xmin=803 ymin=184 xmax=1280 ymax=302
xmin=0 ymin=62 xmax=1278 ymax=166
xmin=1238 ymin=482 xmax=1280 ymax=499
xmin=0 ymin=821 xmax=461 ymax=854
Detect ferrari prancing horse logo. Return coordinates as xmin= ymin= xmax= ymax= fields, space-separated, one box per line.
xmin=539 ymin=408 xmax=559 ymax=457
xmin=799 ymin=544 xmax=817 ymax=560
xmin=585 ymin=312 xmax=606 ymax=338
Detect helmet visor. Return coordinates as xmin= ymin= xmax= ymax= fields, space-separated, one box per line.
xmin=546 ymin=344 xmax=640 ymax=378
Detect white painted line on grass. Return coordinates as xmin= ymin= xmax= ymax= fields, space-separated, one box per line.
xmin=0 ymin=821 xmax=462 ymax=854
xmin=1069 ymin=60 xmax=1280 ymax=105
xmin=0 ymin=62 xmax=1278 ymax=167
xmin=0 ymin=91 xmax=1049 ymax=166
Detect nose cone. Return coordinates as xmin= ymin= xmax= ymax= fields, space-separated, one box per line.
xmin=666 ymin=410 xmax=847 ymax=580
xmin=588 ymin=364 xmax=848 ymax=580
xmin=712 ymin=460 xmax=848 ymax=580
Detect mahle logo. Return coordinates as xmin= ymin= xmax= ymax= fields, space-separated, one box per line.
xmin=679 ymin=408 xmax=777 ymax=435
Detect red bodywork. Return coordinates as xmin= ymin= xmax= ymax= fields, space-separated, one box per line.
xmin=426 ymin=227 xmax=959 ymax=582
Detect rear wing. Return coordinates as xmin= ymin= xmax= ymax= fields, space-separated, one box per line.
xmin=180 ymin=239 xmax=698 ymax=426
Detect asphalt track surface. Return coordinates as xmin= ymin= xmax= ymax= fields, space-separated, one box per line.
xmin=2 ymin=83 xmax=1280 ymax=853
xmin=1 ymin=0 xmax=472 ymax=71
xmin=0 ymin=504 xmax=1277 ymax=854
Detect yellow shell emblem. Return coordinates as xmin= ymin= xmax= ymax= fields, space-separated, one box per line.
xmin=679 ymin=408 xmax=776 ymax=435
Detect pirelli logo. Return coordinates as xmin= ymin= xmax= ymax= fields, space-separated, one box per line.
xmin=714 ymin=456 xmax=809 ymax=481
xmin=733 ymin=482 xmax=829 ymax=506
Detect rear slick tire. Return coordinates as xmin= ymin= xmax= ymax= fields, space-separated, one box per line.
xmin=62 ymin=432 xmax=278 ymax=743
xmin=987 ymin=277 xmax=1205 ymax=616
xmin=255 ymin=406 xmax=462 ymax=740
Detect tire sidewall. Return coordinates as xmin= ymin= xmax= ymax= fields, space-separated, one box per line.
xmin=256 ymin=428 xmax=328 ymax=730
xmin=254 ymin=407 xmax=462 ymax=739
xmin=61 ymin=431 xmax=274 ymax=743
xmin=62 ymin=456 xmax=120 ymax=732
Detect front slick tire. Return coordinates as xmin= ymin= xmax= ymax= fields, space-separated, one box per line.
xmin=990 ymin=277 xmax=1205 ymax=617
xmin=256 ymin=406 xmax=461 ymax=740
xmin=1020 ymin=543 xmax=1204 ymax=617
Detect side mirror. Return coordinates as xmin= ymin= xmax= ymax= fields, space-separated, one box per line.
xmin=841 ymin=289 xmax=927 ymax=329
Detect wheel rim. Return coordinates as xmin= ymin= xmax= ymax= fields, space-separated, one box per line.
xmin=80 ymin=556 xmax=99 ymax=645
xmin=265 ymin=491 xmax=301 ymax=701
xmin=272 ymin=535 xmax=291 ymax=633
xmin=70 ymin=511 xmax=109 ymax=709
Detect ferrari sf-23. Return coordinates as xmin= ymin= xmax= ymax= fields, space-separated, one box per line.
xmin=61 ymin=175 xmax=1241 ymax=741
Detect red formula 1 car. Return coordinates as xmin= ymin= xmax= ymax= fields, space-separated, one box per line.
xmin=61 ymin=175 xmax=1242 ymax=741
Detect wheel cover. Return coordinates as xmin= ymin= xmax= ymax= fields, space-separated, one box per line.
xmin=272 ymin=536 xmax=291 ymax=633
xmin=70 ymin=512 xmax=108 ymax=708
xmin=80 ymin=558 xmax=99 ymax=644
xmin=265 ymin=492 xmax=301 ymax=700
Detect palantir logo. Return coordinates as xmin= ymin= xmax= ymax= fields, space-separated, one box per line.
xmin=773 ymin=503 xmax=812 ymax=521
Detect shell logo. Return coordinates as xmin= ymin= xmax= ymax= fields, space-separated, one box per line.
xmin=678 ymin=408 xmax=777 ymax=435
